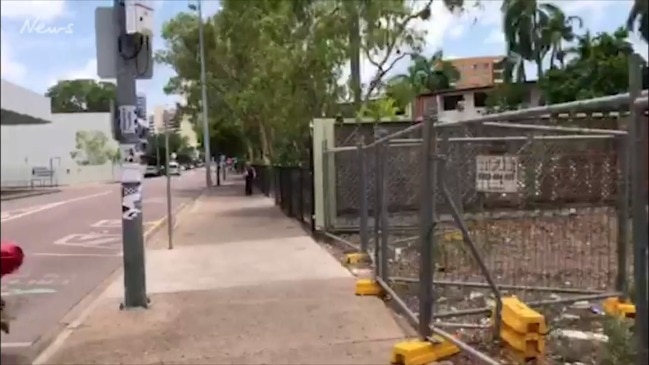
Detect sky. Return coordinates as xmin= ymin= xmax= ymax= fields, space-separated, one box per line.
xmin=1 ymin=0 xmax=646 ymax=114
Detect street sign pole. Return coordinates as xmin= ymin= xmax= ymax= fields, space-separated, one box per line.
xmin=165 ymin=118 xmax=173 ymax=250
xmin=197 ymin=0 xmax=213 ymax=188
xmin=114 ymin=0 xmax=147 ymax=309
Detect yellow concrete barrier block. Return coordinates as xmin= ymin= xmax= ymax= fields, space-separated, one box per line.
xmin=354 ymin=279 xmax=383 ymax=296
xmin=442 ymin=230 xmax=462 ymax=242
xmin=506 ymin=346 xmax=546 ymax=364
xmin=391 ymin=337 xmax=460 ymax=365
xmin=603 ymin=297 xmax=636 ymax=318
xmin=500 ymin=296 xmax=547 ymax=334
xmin=500 ymin=323 xmax=545 ymax=358
xmin=342 ymin=252 xmax=369 ymax=266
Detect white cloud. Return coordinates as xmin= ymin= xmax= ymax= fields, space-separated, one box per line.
xmin=0 ymin=0 xmax=67 ymax=21
xmin=561 ymin=0 xmax=618 ymax=26
xmin=448 ymin=25 xmax=465 ymax=40
xmin=485 ymin=29 xmax=505 ymax=45
xmin=0 ymin=31 xmax=27 ymax=83
xmin=46 ymin=59 xmax=115 ymax=89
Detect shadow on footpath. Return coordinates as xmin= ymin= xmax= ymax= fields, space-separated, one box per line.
xmin=0 ymin=349 xmax=30 ymax=365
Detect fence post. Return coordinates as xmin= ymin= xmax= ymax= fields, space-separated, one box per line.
xmin=629 ymin=53 xmax=648 ymax=365
xmin=379 ymin=137 xmax=390 ymax=281
xmin=358 ymin=138 xmax=369 ymax=253
xmin=322 ymin=140 xmax=331 ymax=230
xmin=615 ymin=134 xmax=629 ymax=296
xmin=418 ymin=115 xmax=436 ymax=340
xmin=284 ymin=167 xmax=295 ymax=218
xmin=299 ymin=167 xmax=305 ymax=223
xmin=373 ymin=127 xmax=383 ymax=279
xmin=309 ymin=137 xmax=316 ymax=233
xmin=274 ymin=166 xmax=280 ymax=205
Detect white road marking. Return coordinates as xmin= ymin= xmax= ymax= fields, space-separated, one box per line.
xmin=1 ymin=191 xmax=112 ymax=223
xmin=53 ymin=233 xmax=121 ymax=249
xmin=90 ymin=219 xmax=156 ymax=228
xmin=31 ymin=252 xmax=122 ymax=257
xmin=1 ymin=288 xmax=57 ymax=296
xmin=1 ymin=342 xmax=33 ymax=349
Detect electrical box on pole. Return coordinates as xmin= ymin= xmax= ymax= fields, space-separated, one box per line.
xmin=95 ymin=5 xmax=154 ymax=80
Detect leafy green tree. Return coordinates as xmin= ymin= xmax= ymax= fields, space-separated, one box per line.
xmin=484 ymin=82 xmax=528 ymax=112
xmin=144 ymin=132 xmax=190 ymax=166
xmin=70 ymin=130 xmax=115 ymax=165
xmin=46 ymin=80 xmax=116 ymax=113
xmin=542 ymin=11 xmax=582 ymax=68
xmin=156 ymin=0 xmax=469 ymax=162
xmin=386 ymin=51 xmax=460 ymax=110
xmin=539 ymin=28 xmax=640 ymax=104
xmin=501 ymin=0 xmax=577 ymax=80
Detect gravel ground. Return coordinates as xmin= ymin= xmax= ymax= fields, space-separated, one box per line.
xmin=321 ymin=207 xmax=624 ymax=364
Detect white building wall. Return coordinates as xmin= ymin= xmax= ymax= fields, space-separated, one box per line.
xmin=1 ymin=79 xmax=52 ymax=124
xmin=1 ymin=113 xmax=120 ymax=187
xmin=437 ymin=86 xmax=542 ymax=123
xmin=437 ymin=92 xmax=486 ymax=123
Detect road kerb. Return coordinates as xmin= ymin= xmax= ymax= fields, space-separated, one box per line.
xmin=30 ymin=190 xmax=206 ymax=365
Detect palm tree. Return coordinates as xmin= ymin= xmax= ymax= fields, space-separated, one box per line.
xmin=385 ymin=51 xmax=460 ymax=110
xmin=627 ymin=0 xmax=648 ymax=42
xmin=501 ymin=0 xmax=562 ymax=80
xmin=542 ymin=11 xmax=583 ymax=68
xmin=566 ymin=28 xmax=633 ymax=61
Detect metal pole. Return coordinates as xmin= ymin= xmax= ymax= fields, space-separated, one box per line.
xmin=155 ymin=137 xmax=160 ymax=170
xmin=114 ymin=0 xmax=147 ymax=309
xmin=358 ymin=139 xmax=369 ymax=253
xmin=629 ymin=53 xmax=648 ymax=365
xmin=165 ymin=119 xmax=173 ymax=250
xmin=418 ymin=115 xmax=435 ymax=339
xmin=197 ymin=0 xmax=212 ymax=188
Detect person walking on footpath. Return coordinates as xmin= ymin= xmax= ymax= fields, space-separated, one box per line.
xmin=244 ymin=162 xmax=256 ymax=196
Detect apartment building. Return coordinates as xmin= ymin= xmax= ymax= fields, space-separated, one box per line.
xmin=152 ymin=105 xmax=180 ymax=131
xmin=449 ymin=56 xmax=505 ymax=89
xmin=147 ymin=115 xmax=156 ymax=133
xmin=411 ymin=55 xmax=539 ymax=122
xmin=151 ymin=105 xmax=198 ymax=149
xmin=136 ymin=93 xmax=147 ymax=119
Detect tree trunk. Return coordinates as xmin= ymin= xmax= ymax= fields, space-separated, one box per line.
xmin=349 ymin=10 xmax=362 ymax=115
xmin=258 ymin=119 xmax=272 ymax=164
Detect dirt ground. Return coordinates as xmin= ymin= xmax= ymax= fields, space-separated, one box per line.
xmin=320 ymin=207 xmax=625 ymax=364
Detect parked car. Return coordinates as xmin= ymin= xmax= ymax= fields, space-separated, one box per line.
xmin=167 ymin=162 xmax=181 ymax=176
xmin=144 ymin=165 xmax=160 ymax=178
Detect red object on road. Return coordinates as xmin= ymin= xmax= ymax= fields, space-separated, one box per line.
xmin=1 ymin=241 xmax=24 ymax=277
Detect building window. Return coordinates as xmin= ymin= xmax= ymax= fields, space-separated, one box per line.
xmin=442 ymin=94 xmax=464 ymax=111
xmin=474 ymin=92 xmax=488 ymax=107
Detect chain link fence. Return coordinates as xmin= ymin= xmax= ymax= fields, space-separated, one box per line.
xmin=320 ymin=59 xmax=648 ymax=363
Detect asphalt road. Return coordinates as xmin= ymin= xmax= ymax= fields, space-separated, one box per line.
xmin=0 ymin=169 xmax=207 ymax=363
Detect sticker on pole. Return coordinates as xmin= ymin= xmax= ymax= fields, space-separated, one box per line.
xmin=475 ymin=155 xmax=518 ymax=193
xmin=122 ymin=183 xmax=142 ymax=220
xmin=119 ymin=105 xmax=138 ymax=134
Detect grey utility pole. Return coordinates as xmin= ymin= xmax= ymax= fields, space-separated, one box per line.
xmin=114 ymin=0 xmax=147 ymax=309
xmin=195 ymin=0 xmax=213 ymax=187
xmin=164 ymin=116 xmax=173 ymax=250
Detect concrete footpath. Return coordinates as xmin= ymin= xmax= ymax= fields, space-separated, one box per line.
xmin=35 ymin=176 xmax=406 ymax=364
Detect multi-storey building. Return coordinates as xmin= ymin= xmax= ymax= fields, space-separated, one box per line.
xmin=151 ymin=105 xmax=198 ymax=150
xmin=147 ymin=115 xmax=156 ymax=133
xmin=152 ymin=105 xmax=180 ymax=132
xmin=136 ymin=93 xmax=147 ymax=119
xmin=412 ymin=55 xmax=540 ymax=122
